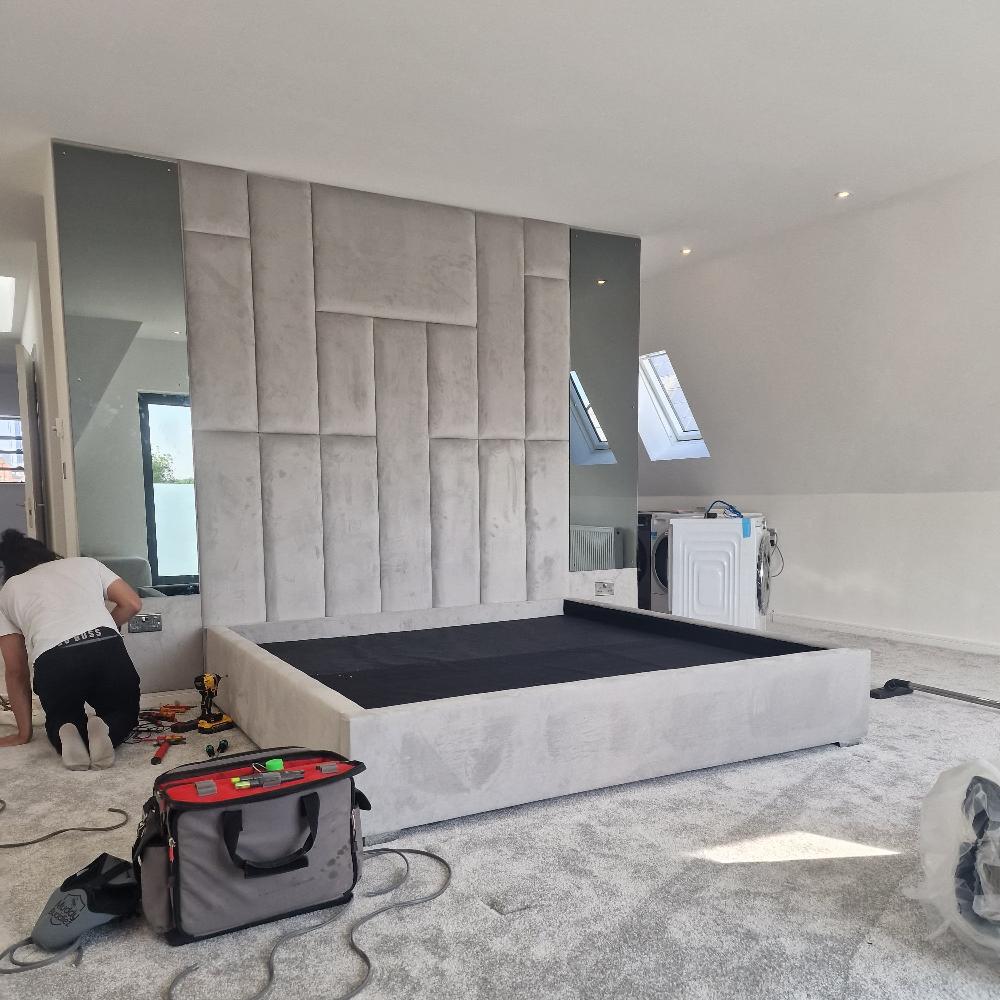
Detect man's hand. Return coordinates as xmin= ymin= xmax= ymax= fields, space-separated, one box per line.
xmin=0 ymin=731 xmax=30 ymax=747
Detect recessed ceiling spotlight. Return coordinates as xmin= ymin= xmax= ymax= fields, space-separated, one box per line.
xmin=835 ymin=190 xmax=852 ymax=200
xmin=596 ymin=279 xmax=606 ymax=285
xmin=680 ymin=246 xmax=693 ymax=256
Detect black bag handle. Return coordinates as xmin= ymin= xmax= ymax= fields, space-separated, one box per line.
xmin=222 ymin=792 xmax=320 ymax=879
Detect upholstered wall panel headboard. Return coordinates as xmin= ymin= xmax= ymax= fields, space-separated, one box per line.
xmin=180 ymin=161 xmax=570 ymax=626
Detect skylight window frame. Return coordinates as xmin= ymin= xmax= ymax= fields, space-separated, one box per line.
xmin=569 ymin=370 xmax=610 ymax=451
xmin=639 ymin=351 xmax=703 ymax=444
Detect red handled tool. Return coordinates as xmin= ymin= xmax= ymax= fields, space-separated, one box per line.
xmin=151 ymin=734 xmax=186 ymax=765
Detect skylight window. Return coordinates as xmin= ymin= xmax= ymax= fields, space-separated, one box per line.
xmin=638 ymin=349 xmax=710 ymax=461
xmin=569 ymin=371 xmax=616 ymax=466
xmin=0 ymin=277 xmax=14 ymax=335
xmin=570 ymin=370 xmax=607 ymax=445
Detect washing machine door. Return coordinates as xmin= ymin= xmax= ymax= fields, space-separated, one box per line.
xmin=636 ymin=534 xmax=649 ymax=583
xmin=757 ymin=532 xmax=773 ymax=615
xmin=652 ymin=533 xmax=670 ymax=595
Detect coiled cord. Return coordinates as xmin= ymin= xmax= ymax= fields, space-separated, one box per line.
xmin=166 ymin=846 xmax=451 ymax=1000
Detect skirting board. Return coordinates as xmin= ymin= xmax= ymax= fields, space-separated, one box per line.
xmin=771 ymin=612 xmax=1000 ymax=657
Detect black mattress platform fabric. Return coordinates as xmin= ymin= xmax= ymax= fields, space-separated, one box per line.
xmin=260 ymin=601 xmax=821 ymax=710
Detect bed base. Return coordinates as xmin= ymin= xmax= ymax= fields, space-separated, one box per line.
xmin=208 ymin=600 xmax=870 ymax=835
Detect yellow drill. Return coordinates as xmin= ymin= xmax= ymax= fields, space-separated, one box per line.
xmin=194 ymin=673 xmax=234 ymax=734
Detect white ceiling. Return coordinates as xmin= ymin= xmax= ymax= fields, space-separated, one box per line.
xmin=5 ymin=1 xmax=1000 ymax=265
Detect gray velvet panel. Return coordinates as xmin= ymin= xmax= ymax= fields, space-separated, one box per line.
xmin=183 ymin=231 xmax=258 ymax=432
xmin=192 ymin=431 xmax=266 ymax=626
xmin=524 ymin=276 xmax=570 ymax=440
xmin=476 ymin=214 xmax=525 ymax=439
xmin=430 ymin=439 xmax=480 ymax=607
xmin=260 ymin=434 xmax=326 ymax=621
xmin=479 ymin=438 xmax=527 ymax=603
xmin=179 ymin=162 xmax=250 ymax=238
xmin=427 ymin=324 xmax=478 ymax=438
xmin=181 ymin=161 xmax=581 ymax=626
xmin=248 ymin=176 xmax=319 ymax=434
xmin=312 ymin=186 xmax=477 ymax=325
xmin=321 ymin=436 xmax=381 ymax=615
xmin=233 ymin=600 xmax=563 ymax=644
xmin=526 ymin=439 xmax=570 ymax=599
xmin=317 ymin=313 xmax=376 ymax=436
xmin=524 ymin=219 xmax=570 ymax=279
xmin=374 ymin=320 xmax=433 ymax=611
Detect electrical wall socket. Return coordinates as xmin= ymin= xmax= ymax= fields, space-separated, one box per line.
xmin=594 ymin=581 xmax=615 ymax=597
xmin=128 ymin=613 xmax=163 ymax=633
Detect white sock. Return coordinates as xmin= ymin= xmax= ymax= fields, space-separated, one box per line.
xmin=87 ymin=715 xmax=115 ymax=769
xmin=58 ymin=723 xmax=90 ymax=770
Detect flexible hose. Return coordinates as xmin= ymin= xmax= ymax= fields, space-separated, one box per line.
xmin=165 ymin=847 xmax=450 ymax=1000
xmin=0 ymin=805 xmax=129 ymax=849
xmin=0 ymin=937 xmax=84 ymax=974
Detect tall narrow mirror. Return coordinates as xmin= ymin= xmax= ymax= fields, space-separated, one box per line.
xmin=53 ymin=143 xmax=198 ymax=595
xmin=569 ymin=229 xmax=641 ymax=575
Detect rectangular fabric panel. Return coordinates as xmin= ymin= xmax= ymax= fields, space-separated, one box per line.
xmin=248 ymin=176 xmax=319 ymax=434
xmin=179 ymin=162 xmax=250 ymax=238
xmin=427 ymin=324 xmax=478 ymax=438
xmin=313 ymin=186 xmax=476 ymax=325
xmin=317 ymin=313 xmax=376 ymax=437
xmin=374 ymin=320 xmax=433 ymax=611
xmin=430 ymin=439 xmax=480 ymax=607
xmin=526 ymin=439 xmax=569 ymax=599
xmin=260 ymin=434 xmax=326 ymax=621
xmin=192 ymin=431 xmax=265 ymax=626
xmin=476 ymin=214 xmax=525 ymax=439
xmin=524 ymin=220 xmax=570 ymax=279
xmin=524 ymin=276 xmax=570 ymax=440
xmin=479 ymin=438 xmax=527 ymax=603
xmin=321 ymin=436 xmax=381 ymax=615
xmin=183 ymin=231 xmax=258 ymax=432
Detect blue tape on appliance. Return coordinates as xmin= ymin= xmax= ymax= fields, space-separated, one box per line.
xmin=742 ymin=518 xmax=751 ymax=538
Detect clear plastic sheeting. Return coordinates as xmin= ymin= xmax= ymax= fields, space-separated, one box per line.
xmin=918 ymin=759 xmax=1000 ymax=959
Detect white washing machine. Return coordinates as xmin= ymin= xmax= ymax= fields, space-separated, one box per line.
xmin=644 ymin=511 xmax=779 ymax=629
xmin=647 ymin=510 xmax=701 ymax=615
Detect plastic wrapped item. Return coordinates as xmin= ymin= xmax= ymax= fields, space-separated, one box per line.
xmin=918 ymin=758 xmax=1000 ymax=959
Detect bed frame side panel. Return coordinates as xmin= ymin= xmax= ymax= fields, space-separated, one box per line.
xmin=206 ymin=626 xmax=363 ymax=756
xmin=348 ymin=646 xmax=871 ymax=835
xmin=234 ymin=598 xmax=564 ymax=644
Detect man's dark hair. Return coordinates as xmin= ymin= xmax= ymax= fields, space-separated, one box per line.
xmin=0 ymin=529 xmax=61 ymax=582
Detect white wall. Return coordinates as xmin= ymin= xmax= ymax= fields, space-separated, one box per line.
xmin=74 ymin=336 xmax=190 ymax=561
xmin=641 ymin=161 xmax=1000 ymax=649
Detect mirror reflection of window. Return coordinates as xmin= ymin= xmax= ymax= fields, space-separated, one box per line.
xmin=569 ymin=371 xmax=617 ymax=466
xmin=139 ymin=395 xmax=197 ymax=588
xmin=53 ymin=142 xmax=199 ymax=596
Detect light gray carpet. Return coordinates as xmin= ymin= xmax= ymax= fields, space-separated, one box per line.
xmin=2 ymin=629 xmax=1000 ymax=999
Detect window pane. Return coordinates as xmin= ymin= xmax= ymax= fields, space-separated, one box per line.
xmin=147 ymin=402 xmax=197 ymax=577
xmin=586 ymin=405 xmax=608 ymax=443
xmin=0 ymin=416 xmax=25 ymax=482
xmin=648 ymin=351 xmax=700 ymax=434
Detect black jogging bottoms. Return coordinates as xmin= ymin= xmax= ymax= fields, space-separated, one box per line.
xmin=32 ymin=629 xmax=140 ymax=752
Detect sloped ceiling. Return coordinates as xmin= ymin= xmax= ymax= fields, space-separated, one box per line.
xmin=639 ymin=160 xmax=1000 ymax=497
xmin=5 ymin=2 xmax=1000 ymax=259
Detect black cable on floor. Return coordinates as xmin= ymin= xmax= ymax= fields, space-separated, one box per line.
xmin=0 ymin=800 xmax=129 ymax=849
xmin=166 ymin=847 xmax=451 ymax=1000
xmin=0 ymin=937 xmax=84 ymax=974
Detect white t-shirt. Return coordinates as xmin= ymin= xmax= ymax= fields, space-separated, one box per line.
xmin=0 ymin=557 xmax=121 ymax=663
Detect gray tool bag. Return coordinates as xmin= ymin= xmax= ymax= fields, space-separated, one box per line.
xmin=132 ymin=746 xmax=370 ymax=942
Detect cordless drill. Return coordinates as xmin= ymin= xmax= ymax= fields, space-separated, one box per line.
xmin=171 ymin=673 xmax=234 ymax=734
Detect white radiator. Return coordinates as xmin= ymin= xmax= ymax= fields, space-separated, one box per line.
xmin=569 ymin=525 xmax=624 ymax=572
